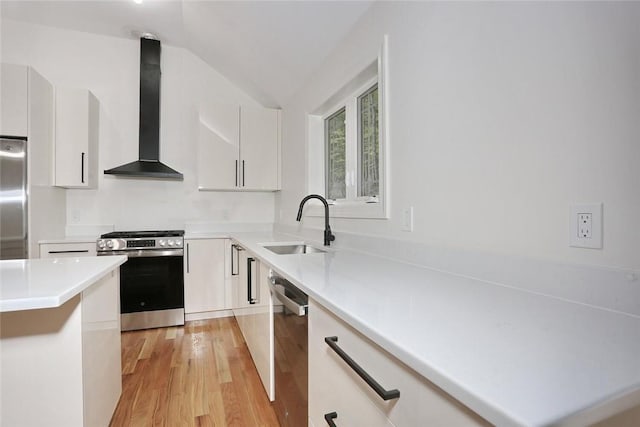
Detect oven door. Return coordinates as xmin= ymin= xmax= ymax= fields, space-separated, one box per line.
xmin=119 ymin=249 xmax=184 ymax=313
xmin=105 ymin=248 xmax=185 ymax=331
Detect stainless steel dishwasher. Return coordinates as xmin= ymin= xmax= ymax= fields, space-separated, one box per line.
xmin=269 ymin=271 xmax=308 ymax=427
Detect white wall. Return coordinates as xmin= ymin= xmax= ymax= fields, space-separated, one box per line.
xmin=1 ymin=19 xmax=276 ymax=231
xmin=279 ymin=2 xmax=640 ymax=269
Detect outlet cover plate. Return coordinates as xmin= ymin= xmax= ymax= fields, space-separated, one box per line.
xmin=569 ymin=203 xmax=602 ymax=249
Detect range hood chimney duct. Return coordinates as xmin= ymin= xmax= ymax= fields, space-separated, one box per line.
xmin=104 ymin=37 xmax=183 ymax=180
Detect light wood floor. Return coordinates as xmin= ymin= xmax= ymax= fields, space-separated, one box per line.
xmin=109 ymin=317 xmax=280 ymax=427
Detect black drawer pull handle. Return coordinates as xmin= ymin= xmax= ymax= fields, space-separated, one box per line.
xmin=81 ymin=152 xmax=85 ymax=184
xmin=247 ymin=257 xmax=256 ymax=304
xmin=324 ymin=411 xmax=338 ymax=426
xmin=324 ymin=336 xmax=400 ymax=401
xmin=48 ymin=250 xmax=89 ymax=254
xmin=231 ymin=244 xmax=237 ymax=276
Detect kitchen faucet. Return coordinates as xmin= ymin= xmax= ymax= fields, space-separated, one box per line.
xmin=296 ymin=194 xmax=335 ymax=246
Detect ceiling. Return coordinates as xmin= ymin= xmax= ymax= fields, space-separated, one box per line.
xmin=0 ymin=0 xmax=373 ymax=107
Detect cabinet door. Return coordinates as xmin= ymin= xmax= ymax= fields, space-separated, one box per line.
xmin=242 ymin=261 xmax=274 ymax=400
xmin=81 ymin=269 xmax=122 ymax=427
xmin=197 ymin=103 xmax=239 ymax=190
xmin=54 ymin=87 xmax=98 ymax=188
xmin=39 ymin=242 xmax=96 ymax=258
xmin=0 ymin=63 xmax=28 ymax=137
xmin=184 ymin=239 xmax=226 ymax=314
xmin=240 ymin=105 xmax=280 ymax=190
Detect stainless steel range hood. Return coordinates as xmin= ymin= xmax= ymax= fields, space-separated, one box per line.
xmin=104 ymin=37 xmax=183 ymax=180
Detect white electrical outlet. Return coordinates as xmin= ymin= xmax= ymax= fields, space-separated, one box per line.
xmin=402 ymin=207 xmax=414 ymax=232
xmin=578 ymin=213 xmax=592 ymax=238
xmin=570 ymin=203 xmax=602 ymax=249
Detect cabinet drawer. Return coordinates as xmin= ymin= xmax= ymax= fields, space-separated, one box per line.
xmin=309 ymin=322 xmax=395 ymax=426
xmin=40 ymin=242 xmax=96 ymax=258
xmin=309 ymin=299 xmax=490 ymax=427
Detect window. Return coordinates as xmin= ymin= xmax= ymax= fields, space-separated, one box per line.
xmin=307 ymin=35 xmax=388 ymax=219
xmin=324 ymin=82 xmax=379 ymax=202
xmin=358 ymin=85 xmax=379 ymax=198
xmin=325 ymin=108 xmax=346 ymax=200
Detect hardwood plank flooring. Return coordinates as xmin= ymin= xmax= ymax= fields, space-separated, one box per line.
xmin=110 ymin=317 xmax=280 ymax=427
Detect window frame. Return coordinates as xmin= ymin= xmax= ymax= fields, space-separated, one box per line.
xmin=306 ymin=35 xmax=389 ymax=219
xmin=322 ymin=78 xmax=378 ymax=204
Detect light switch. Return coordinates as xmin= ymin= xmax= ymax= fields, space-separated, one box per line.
xmin=402 ymin=207 xmax=414 ymax=232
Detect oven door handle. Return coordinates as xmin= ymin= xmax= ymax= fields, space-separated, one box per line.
xmin=101 ymin=249 xmax=184 ymax=258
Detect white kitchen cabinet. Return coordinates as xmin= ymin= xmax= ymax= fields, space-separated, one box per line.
xmin=0 ymin=268 xmax=122 ymax=427
xmin=0 ymin=63 xmax=28 ymax=137
xmin=242 ymin=261 xmax=274 ymax=400
xmin=184 ymin=239 xmax=227 ymax=315
xmin=197 ymin=104 xmax=280 ymax=191
xmin=239 ymin=105 xmax=280 ymax=190
xmin=39 ymin=242 xmax=96 ymax=258
xmin=53 ymin=87 xmax=99 ymax=188
xmin=231 ymin=245 xmax=274 ymax=400
xmin=309 ymin=299 xmax=491 ymax=427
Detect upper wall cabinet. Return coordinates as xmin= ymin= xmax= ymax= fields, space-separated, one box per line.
xmin=0 ymin=63 xmax=29 ymax=137
xmin=198 ymin=104 xmax=280 ymax=191
xmin=53 ymin=87 xmax=99 ymax=188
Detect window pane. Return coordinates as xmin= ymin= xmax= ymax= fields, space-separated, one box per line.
xmin=359 ymin=85 xmax=379 ymax=197
xmin=325 ymin=108 xmax=346 ymax=199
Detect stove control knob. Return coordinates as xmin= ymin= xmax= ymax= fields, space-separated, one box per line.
xmin=174 ymin=240 xmax=182 ymax=247
xmin=97 ymin=240 xmax=106 ymax=249
xmin=159 ymin=239 xmax=166 ymax=247
xmin=168 ymin=239 xmax=175 ymax=246
xmin=106 ymin=240 xmax=114 ymax=248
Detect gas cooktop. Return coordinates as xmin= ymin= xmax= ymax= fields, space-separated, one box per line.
xmin=100 ymin=230 xmax=184 ymax=239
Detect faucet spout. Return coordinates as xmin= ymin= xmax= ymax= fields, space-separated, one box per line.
xmin=296 ymin=194 xmax=335 ymax=246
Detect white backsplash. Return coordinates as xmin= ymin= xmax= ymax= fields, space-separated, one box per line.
xmin=275 ymin=224 xmax=640 ymax=318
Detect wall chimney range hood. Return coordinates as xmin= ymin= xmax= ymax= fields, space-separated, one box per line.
xmin=104 ymin=37 xmax=183 ymax=180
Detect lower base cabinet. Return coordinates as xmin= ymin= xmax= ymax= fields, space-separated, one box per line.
xmin=308 ymin=299 xmax=491 ymax=427
xmin=184 ymin=238 xmax=227 ymax=315
xmin=232 ymin=246 xmax=274 ymax=401
xmin=39 ymin=241 xmax=96 ymax=258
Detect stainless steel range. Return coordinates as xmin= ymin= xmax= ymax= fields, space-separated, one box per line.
xmin=97 ymin=230 xmax=185 ymax=331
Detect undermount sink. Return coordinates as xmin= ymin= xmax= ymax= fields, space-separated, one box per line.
xmin=262 ymin=243 xmax=326 ymax=255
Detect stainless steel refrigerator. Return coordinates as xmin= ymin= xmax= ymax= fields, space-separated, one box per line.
xmin=0 ymin=137 xmax=28 ymax=260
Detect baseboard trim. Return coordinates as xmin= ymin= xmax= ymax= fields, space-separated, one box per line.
xmin=185 ymin=309 xmax=234 ymax=322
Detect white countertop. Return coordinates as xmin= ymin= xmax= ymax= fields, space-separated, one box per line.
xmin=231 ymin=232 xmax=640 ymax=427
xmin=38 ymin=236 xmax=99 ymax=244
xmin=184 ymin=232 xmax=232 ymax=240
xmin=0 ymin=256 xmax=127 ymax=312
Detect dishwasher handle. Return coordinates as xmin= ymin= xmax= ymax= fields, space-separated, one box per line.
xmin=269 ymin=277 xmax=308 ymax=316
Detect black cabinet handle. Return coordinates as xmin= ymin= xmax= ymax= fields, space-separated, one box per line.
xmin=231 ymin=244 xmax=238 ymax=276
xmin=324 ymin=412 xmax=338 ymax=426
xmin=242 ymin=160 xmax=245 ymax=187
xmin=247 ymin=257 xmax=256 ymax=304
xmin=186 ymin=243 xmax=190 ymax=273
xmin=235 ymin=160 xmax=238 ymax=186
xmin=81 ymin=152 xmax=85 ymax=184
xmin=324 ymin=336 xmax=400 ymax=401
xmin=48 ymin=250 xmax=89 ymax=254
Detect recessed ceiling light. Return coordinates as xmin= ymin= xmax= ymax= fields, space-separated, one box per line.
xmin=133 ymin=0 xmax=143 ymax=4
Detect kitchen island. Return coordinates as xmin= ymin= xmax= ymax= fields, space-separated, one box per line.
xmin=0 ymin=256 xmax=127 ymax=427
